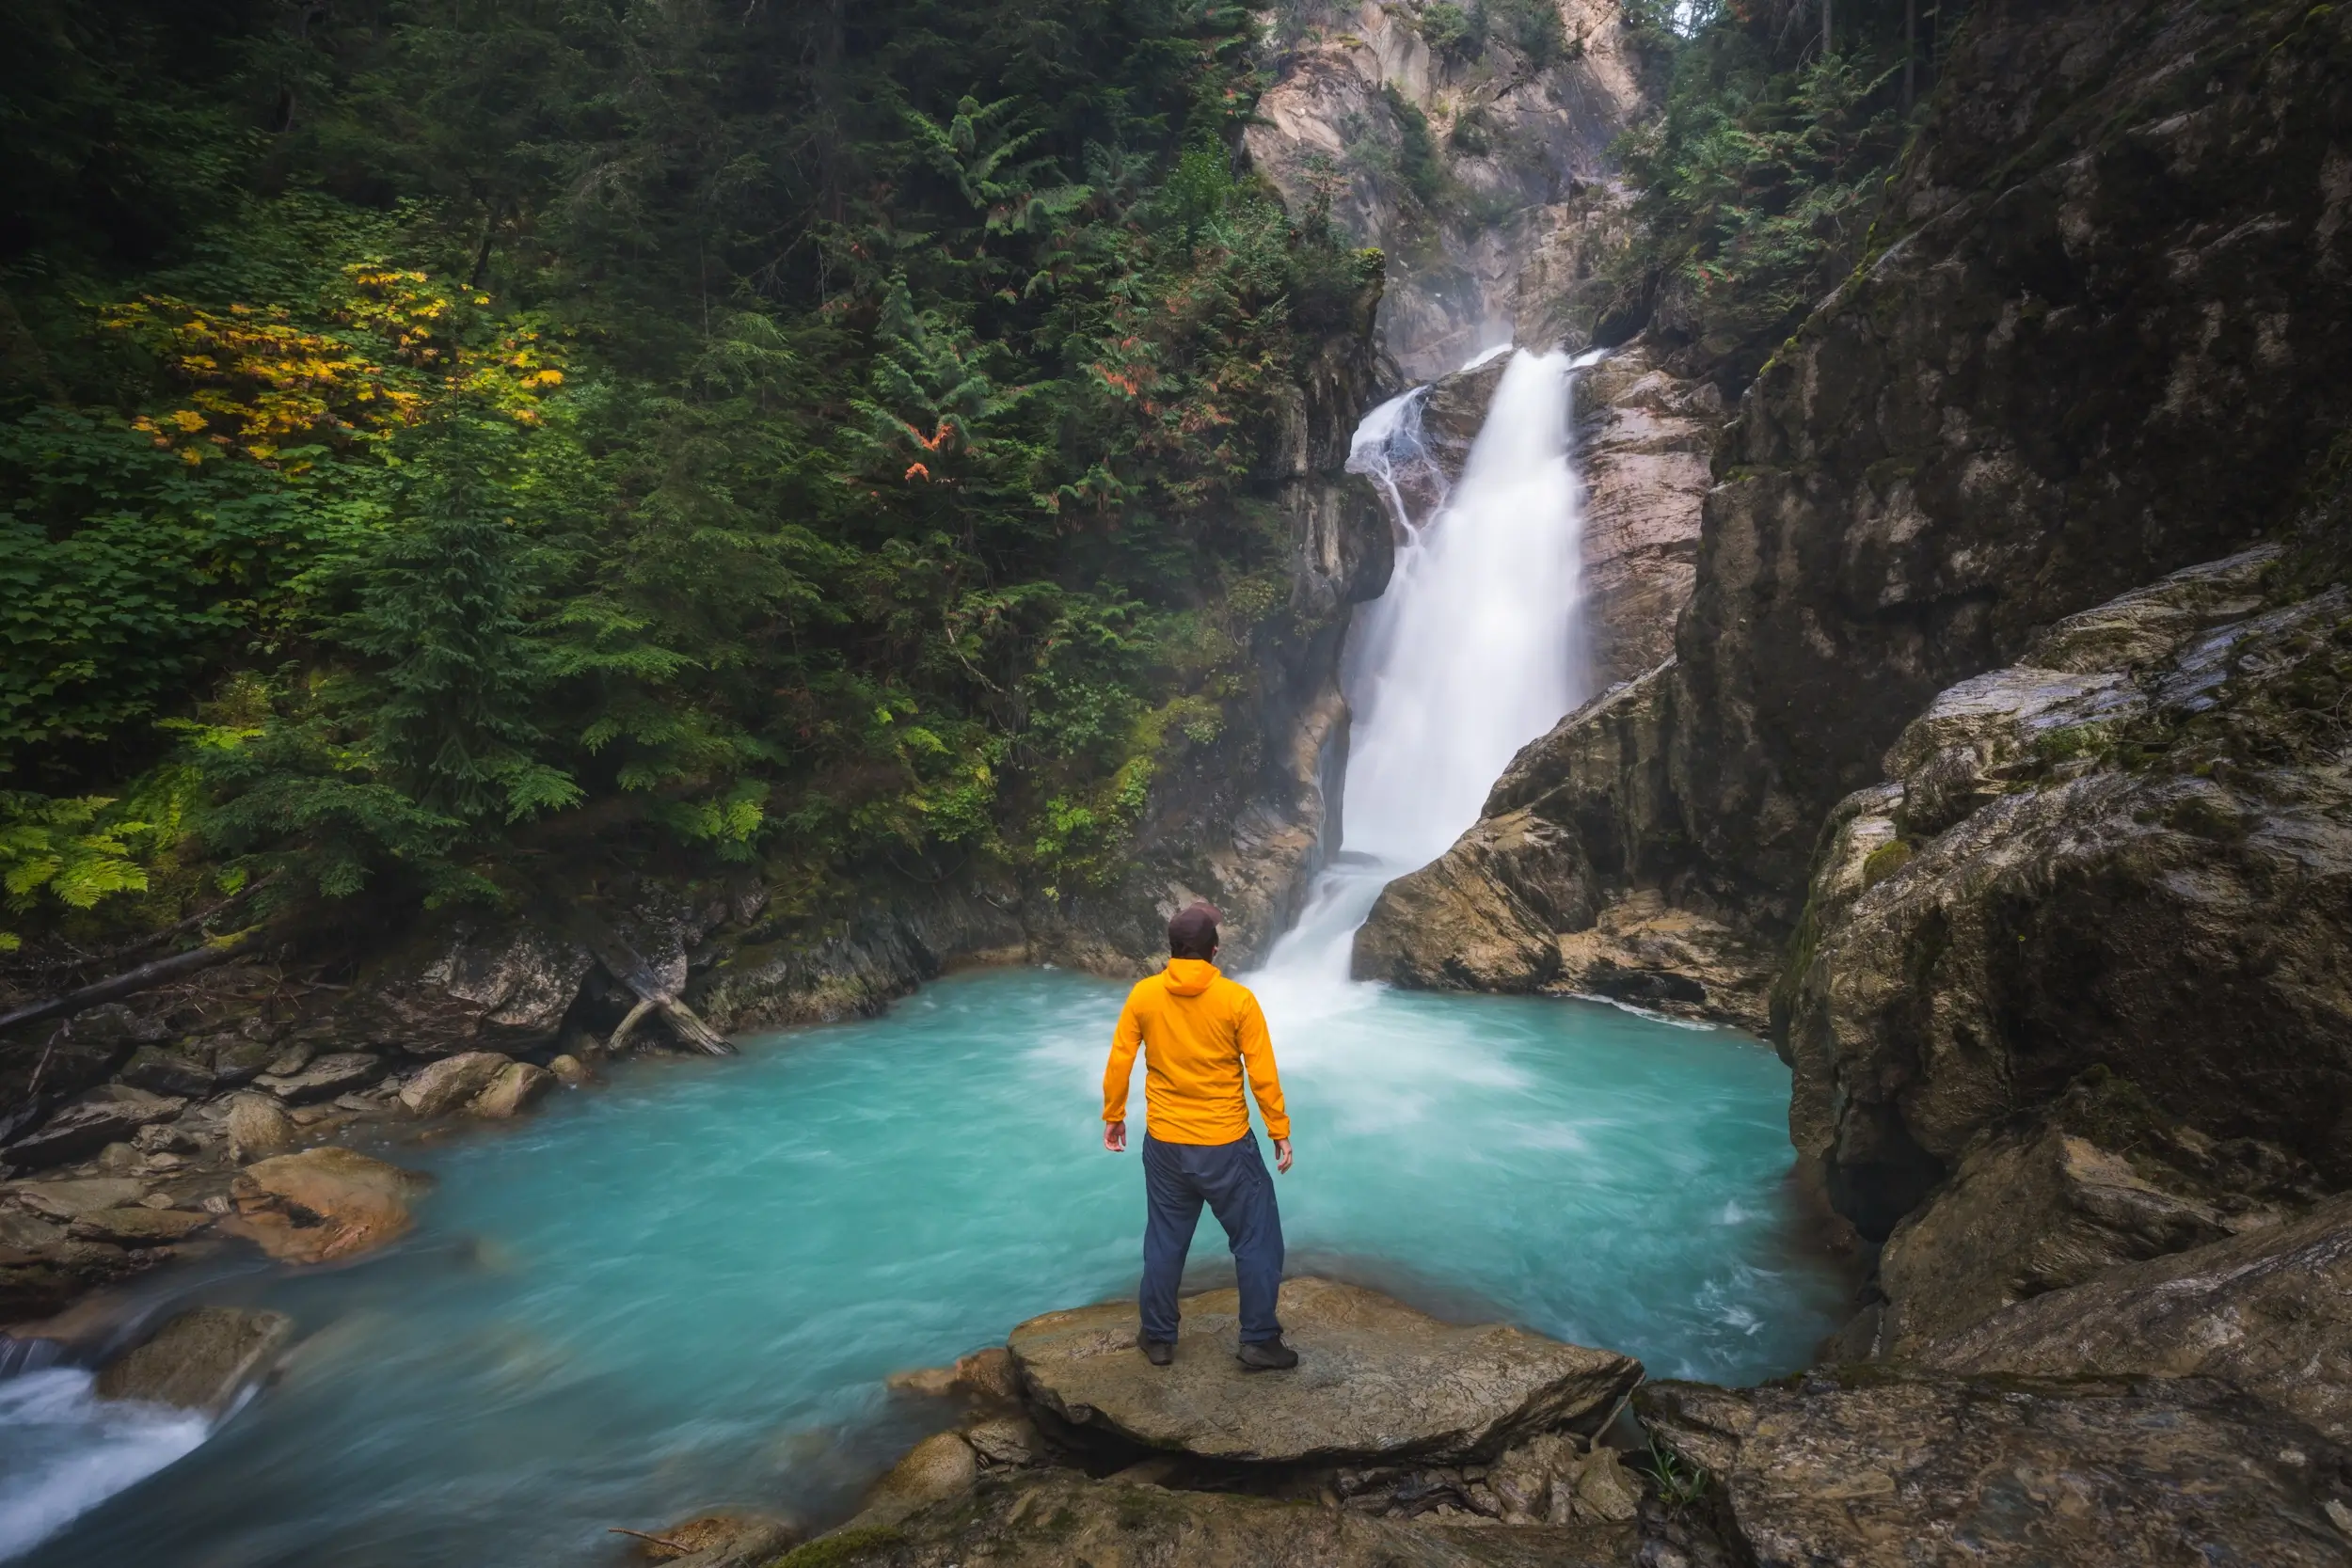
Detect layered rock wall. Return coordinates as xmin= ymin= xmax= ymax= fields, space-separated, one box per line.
xmin=1243 ymin=0 xmax=1650 ymax=375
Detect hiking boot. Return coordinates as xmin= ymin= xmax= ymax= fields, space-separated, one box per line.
xmin=1236 ymin=1338 xmax=1298 ymax=1371
xmin=1136 ymin=1336 xmax=1174 ymax=1367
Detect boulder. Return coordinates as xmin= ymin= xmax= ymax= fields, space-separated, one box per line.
xmin=1781 ymin=564 xmax=2352 ymax=1235
xmin=796 ymin=1468 xmax=1630 ymax=1568
xmin=9 ymin=1177 xmax=150 ymax=1218
xmin=1352 ymin=811 xmax=1590 ymax=991
xmin=953 ymin=1345 xmax=1018 ymax=1401
xmin=1008 ymin=1277 xmax=1641 ymax=1466
xmin=67 ymin=1207 xmax=213 ymax=1245
xmin=342 ymin=919 xmax=594 ymax=1057
xmin=94 ymin=1305 xmax=293 ymax=1415
xmin=888 ymin=1344 xmax=1020 ymax=1402
xmin=1919 ymin=1192 xmax=2352 ymax=1444
xmin=398 ymin=1051 xmax=513 ymax=1116
xmin=1486 ymin=1432 xmax=1639 ymax=1527
xmin=253 ymin=1052 xmax=383 ymax=1104
xmin=850 ymin=1431 xmax=978 ymax=1528
xmin=546 ymin=1053 xmax=591 ymax=1086
xmin=2 ymin=1004 xmax=167 ymax=1111
xmin=1868 ymin=1076 xmax=2311 ymax=1357
xmin=1638 ymin=1369 xmax=2352 ymax=1568
xmin=959 ymin=1414 xmax=1041 ymax=1467
xmin=118 ymin=1046 xmax=216 ymax=1099
xmin=467 ymin=1060 xmax=553 ymax=1119
xmin=224 ymin=1093 xmax=298 ymax=1162
xmin=1552 ymin=888 xmax=1772 ymax=1029
xmin=207 ymin=1036 xmax=276 ymax=1086
xmin=221 ymin=1147 xmax=433 ymax=1264
xmin=4 ymin=1085 xmax=187 ymax=1169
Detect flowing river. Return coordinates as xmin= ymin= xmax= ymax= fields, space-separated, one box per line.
xmin=5 ymin=351 xmax=1851 ymax=1564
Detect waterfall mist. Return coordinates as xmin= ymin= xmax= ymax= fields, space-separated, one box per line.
xmin=1260 ymin=348 xmax=1597 ymax=993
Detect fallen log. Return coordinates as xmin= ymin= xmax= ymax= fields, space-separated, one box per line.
xmin=0 ymin=927 xmax=269 ymax=1036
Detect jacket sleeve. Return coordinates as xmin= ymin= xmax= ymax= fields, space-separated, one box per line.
xmin=1103 ymin=990 xmax=1144 ymax=1124
xmin=1236 ymin=991 xmax=1291 ymax=1140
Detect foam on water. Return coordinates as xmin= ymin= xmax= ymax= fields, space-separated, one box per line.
xmin=0 ymin=1368 xmax=211 ymax=1559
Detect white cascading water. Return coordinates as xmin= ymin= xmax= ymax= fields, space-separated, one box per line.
xmin=1256 ymin=347 xmax=1599 ymax=1005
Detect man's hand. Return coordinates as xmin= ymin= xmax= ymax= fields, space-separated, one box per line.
xmin=1273 ymin=1137 xmax=1293 ymax=1174
xmin=1104 ymin=1119 xmax=1127 ymax=1152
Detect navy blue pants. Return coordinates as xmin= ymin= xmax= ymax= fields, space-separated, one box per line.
xmin=1139 ymin=1132 xmax=1285 ymax=1344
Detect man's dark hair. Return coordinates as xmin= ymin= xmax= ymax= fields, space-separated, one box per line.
xmin=1168 ymin=901 xmax=1220 ymax=959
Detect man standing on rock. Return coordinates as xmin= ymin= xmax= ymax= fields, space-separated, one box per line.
xmin=1102 ymin=900 xmax=1297 ymax=1370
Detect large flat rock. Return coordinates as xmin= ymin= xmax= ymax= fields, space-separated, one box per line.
xmin=1639 ymin=1369 xmax=2352 ymax=1567
xmin=1007 ymin=1277 xmax=1641 ymax=1465
xmin=786 ymin=1470 xmax=1630 ymax=1568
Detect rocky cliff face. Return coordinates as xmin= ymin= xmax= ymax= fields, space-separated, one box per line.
xmin=1244 ymin=0 xmax=1649 ymax=375
xmin=1664 ymin=0 xmax=2352 ymax=927
xmin=1363 ymin=0 xmax=2352 ymax=1029
xmin=1781 ymin=547 xmax=2352 ymax=1237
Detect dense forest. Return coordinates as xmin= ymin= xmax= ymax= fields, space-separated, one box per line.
xmin=2 ymin=0 xmax=1392 ymax=957
xmin=0 ymin=0 xmax=1937 ymax=961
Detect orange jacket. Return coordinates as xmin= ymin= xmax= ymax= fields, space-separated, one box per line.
xmin=1103 ymin=958 xmax=1290 ymax=1144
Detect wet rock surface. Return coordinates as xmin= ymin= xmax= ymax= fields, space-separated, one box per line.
xmin=95 ymin=1305 xmax=294 ymax=1414
xmin=1007 ymin=1277 xmax=1641 ymax=1466
xmin=1572 ymin=341 xmax=1722 ymax=689
xmin=784 ymin=1468 xmax=1633 ymax=1568
xmin=222 ymin=1147 xmax=433 ymax=1264
xmin=1864 ymin=1071 xmax=2320 ymax=1358
xmin=1781 ymin=553 xmax=2352 ymax=1234
xmin=5 ymin=1085 xmax=188 ymax=1169
xmin=628 ymin=1511 xmax=802 ymax=1568
xmin=1919 ymin=1193 xmax=2352 ymax=1445
xmin=1639 ymin=1369 xmax=2352 ymax=1568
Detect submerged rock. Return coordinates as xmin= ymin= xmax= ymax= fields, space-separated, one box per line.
xmin=94 ymin=1305 xmax=293 ymax=1414
xmin=790 ymin=1468 xmax=1631 ymax=1568
xmin=1008 ymin=1277 xmax=1640 ymax=1466
xmin=1919 ymin=1192 xmax=2352 ymax=1444
xmin=1639 ymin=1369 xmax=2352 ymax=1567
xmin=627 ymin=1512 xmax=800 ymax=1567
xmin=222 ymin=1147 xmax=433 ymax=1264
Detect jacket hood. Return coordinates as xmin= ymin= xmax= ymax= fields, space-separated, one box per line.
xmin=1161 ymin=958 xmax=1220 ymax=997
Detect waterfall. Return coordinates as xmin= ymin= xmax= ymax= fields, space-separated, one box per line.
xmin=1257 ymin=347 xmax=1598 ymax=999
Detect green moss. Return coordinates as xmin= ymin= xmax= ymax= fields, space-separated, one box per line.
xmin=1860 ymin=838 xmax=1915 ymax=888
xmin=765 ymin=1525 xmax=906 ymax=1568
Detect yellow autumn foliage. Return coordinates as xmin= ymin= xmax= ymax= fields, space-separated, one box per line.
xmin=102 ymin=261 xmax=565 ymax=468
